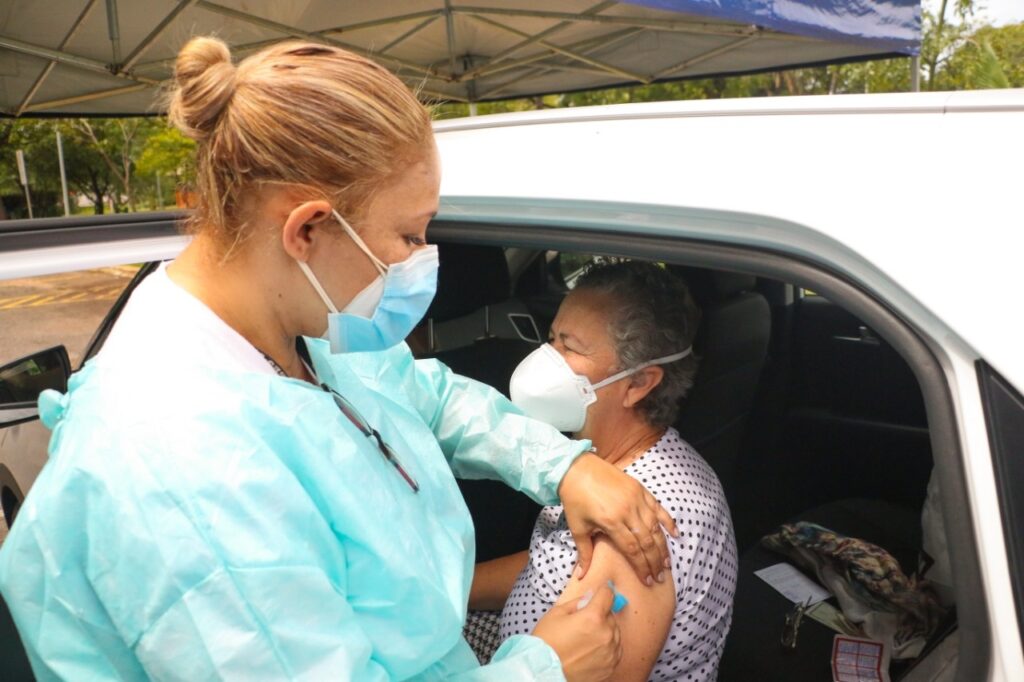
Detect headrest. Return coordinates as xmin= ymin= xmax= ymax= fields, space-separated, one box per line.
xmin=668 ymin=266 xmax=756 ymax=304
xmin=426 ymin=243 xmax=512 ymax=322
xmin=712 ymin=271 xmax=757 ymax=298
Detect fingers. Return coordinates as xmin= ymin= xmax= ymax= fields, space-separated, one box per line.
xmin=607 ymin=609 xmax=623 ymax=667
xmin=639 ymin=498 xmax=672 ymax=574
xmin=632 ymin=511 xmax=667 ymax=585
xmin=615 ymin=500 xmax=667 ymax=584
xmin=573 ymin=525 xmax=595 ymax=580
xmin=648 ymin=491 xmax=679 ymax=538
xmin=603 ymin=519 xmax=656 ymax=585
xmin=581 ymin=583 xmax=615 ymax=613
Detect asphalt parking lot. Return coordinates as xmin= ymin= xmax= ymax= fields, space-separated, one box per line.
xmin=0 ymin=265 xmax=140 ymax=369
xmin=1 ymin=265 xmax=140 ymax=546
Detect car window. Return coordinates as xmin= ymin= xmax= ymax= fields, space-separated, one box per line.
xmin=558 ymin=252 xmax=597 ymax=289
xmin=0 ymin=265 xmax=141 ymax=370
xmin=980 ymin=362 xmax=1024 ymax=654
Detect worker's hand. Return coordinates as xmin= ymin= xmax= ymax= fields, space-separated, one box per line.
xmin=559 ymin=453 xmax=678 ymax=585
xmin=532 ymin=584 xmax=621 ymax=682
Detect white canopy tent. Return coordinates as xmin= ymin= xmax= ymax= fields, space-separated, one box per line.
xmin=0 ymin=0 xmax=921 ymax=117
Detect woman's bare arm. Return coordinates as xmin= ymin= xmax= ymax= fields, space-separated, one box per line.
xmin=469 ymin=551 xmax=530 ymax=611
xmin=554 ymin=536 xmax=675 ymax=682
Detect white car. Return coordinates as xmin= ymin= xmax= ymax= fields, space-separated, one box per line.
xmin=1 ymin=89 xmax=1021 ymax=681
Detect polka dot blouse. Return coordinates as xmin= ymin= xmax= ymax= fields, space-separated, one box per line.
xmin=499 ymin=428 xmax=737 ymax=681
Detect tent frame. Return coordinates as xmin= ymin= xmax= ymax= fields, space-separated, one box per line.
xmin=0 ymin=0 xmax=913 ymax=116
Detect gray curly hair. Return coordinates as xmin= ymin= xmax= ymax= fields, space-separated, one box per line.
xmin=573 ymin=260 xmax=701 ymax=428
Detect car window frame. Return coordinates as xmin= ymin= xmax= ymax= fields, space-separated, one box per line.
xmin=428 ymin=217 xmax=992 ymax=682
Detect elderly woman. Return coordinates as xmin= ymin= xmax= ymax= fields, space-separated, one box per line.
xmin=468 ymin=260 xmax=738 ymax=682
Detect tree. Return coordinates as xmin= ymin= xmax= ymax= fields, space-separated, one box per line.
xmin=0 ymin=119 xmax=67 ymax=219
xmin=942 ymin=23 xmax=1024 ymax=89
xmin=135 ymin=123 xmax=196 ymax=208
xmin=68 ymin=117 xmax=159 ymax=212
xmin=57 ymin=121 xmax=119 ymax=215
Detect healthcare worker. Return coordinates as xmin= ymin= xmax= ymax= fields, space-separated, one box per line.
xmin=0 ymin=38 xmax=679 ymax=681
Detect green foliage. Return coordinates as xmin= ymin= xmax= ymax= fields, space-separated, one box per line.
xmin=942 ymin=24 xmax=1024 ymax=88
xmin=136 ymin=124 xmax=196 ymax=183
xmin=0 ymin=119 xmax=70 ymax=218
xmin=971 ymin=40 xmax=1011 ymax=89
xmin=1 ymin=117 xmax=181 ymax=217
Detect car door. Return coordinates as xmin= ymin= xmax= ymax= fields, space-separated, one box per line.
xmin=0 ymin=261 xmax=161 ymax=532
xmin=782 ymin=293 xmax=933 ymax=514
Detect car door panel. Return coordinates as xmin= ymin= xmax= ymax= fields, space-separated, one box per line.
xmin=780 ymin=295 xmax=933 ymax=512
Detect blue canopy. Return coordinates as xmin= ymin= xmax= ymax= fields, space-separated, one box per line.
xmin=625 ymin=0 xmax=921 ymax=54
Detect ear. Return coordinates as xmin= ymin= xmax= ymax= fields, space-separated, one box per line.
xmin=280 ymin=199 xmax=336 ymax=262
xmin=622 ymin=365 xmax=664 ymax=409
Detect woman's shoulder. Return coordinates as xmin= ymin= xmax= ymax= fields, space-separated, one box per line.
xmin=628 ymin=428 xmax=719 ymax=483
xmin=47 ymin=362 xmax=315 ymax=485
xmin=626 ymin=428 xmax=730 ymax=518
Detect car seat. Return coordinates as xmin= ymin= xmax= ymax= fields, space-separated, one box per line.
xmin=669 ymin=267 xmax=771 ymax=498
xmin=423 ymin=242 xmax=543 ymax=562
xmin=718 ymin=499 xmax=923 ymax=681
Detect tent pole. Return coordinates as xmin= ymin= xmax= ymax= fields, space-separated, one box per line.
xmin=477 ymin=28 xmax=642 ymax=99
xmin=444 ymin=0 xmax=458 ymax=78
xmin=135 ymin=11 xmax=443 ymax=72
xmin=453 ymin=6 xmax=772 ymax=39
xmin=57 ymin=130 xmax=71 ymax=216
xmin=380 ymin=16 xmax=439 ymax=54
xmin=27 ymin=83 xmax=151 ymax=113
xmin=122 ymin=0 xmax=199 ymax=71
xmin=0 ymin=35 xmax=159 ymax=85
xmin=196 ymin=1 xmax=437 ymax=80
xmin=16 ymin=150 xmax=33 ymax=220
xmin=655 ymin=34 xmax=761 ymax=78
xmin=467 ymin=14 xmax=650 ymax=83
xmin=471 ymin=27 xmax=638 ymax=83
xmin=105 ymin=0 xmax=122 ymax=67
xmin=15 ymin=0 xmax=99 ymax=116
xmin=461 ymin=0 xmax=615 ymax=81
xmin=910 ymin=55 xmax=921 ymax=92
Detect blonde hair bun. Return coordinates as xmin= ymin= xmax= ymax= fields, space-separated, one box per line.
xmin=169 ymin=36 xmax=236 ymax=140
xmin=167 ymin=36 xmax=432 ymax=252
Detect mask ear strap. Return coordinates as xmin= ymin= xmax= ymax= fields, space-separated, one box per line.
xmin=591 ymin=347 xmax=693 ymax=391
xmin=297 ymin=260 xmax=339 ymax=314
xmin=333 ymin=209 xmax=387 ymax=276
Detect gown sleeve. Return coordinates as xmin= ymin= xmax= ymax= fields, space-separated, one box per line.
xmin=395 ymin=346 xmax=590 ymax=506
xmin=453 ymin=635 xmax=565 ymax=681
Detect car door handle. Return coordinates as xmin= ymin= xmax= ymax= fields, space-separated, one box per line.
xmin=833 ymin=325 xmax=881 ymax=346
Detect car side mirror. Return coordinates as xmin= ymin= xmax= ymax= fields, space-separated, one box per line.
xmin=0 ymin=346 xmax=71 ymax=428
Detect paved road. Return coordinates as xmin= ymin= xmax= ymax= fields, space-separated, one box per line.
xmin=0 ymin=265 xmax=140 ymax=370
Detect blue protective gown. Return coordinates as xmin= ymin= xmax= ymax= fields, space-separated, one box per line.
xmin=0 ymin=274 xmax=587 ymax=680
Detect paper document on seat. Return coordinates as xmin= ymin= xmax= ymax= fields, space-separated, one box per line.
xmin=754 ymin=562 xmax=831 ymax=605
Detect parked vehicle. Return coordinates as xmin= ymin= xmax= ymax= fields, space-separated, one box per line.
xmin=1 ymin=89 xmax=1022 ymax=681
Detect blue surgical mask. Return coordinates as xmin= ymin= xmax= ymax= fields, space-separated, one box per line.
xmin=297 ymin=209 xmax=439 ymax=353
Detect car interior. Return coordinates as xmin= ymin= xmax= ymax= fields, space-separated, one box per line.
xmin=411 ymin=240 xmax=951 ymax=681
xmin=0 ymin=236 xmax=960 ymax=681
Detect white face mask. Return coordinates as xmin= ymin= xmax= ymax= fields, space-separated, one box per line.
xmin=509 ymin=343 xmax=692 ymax=433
